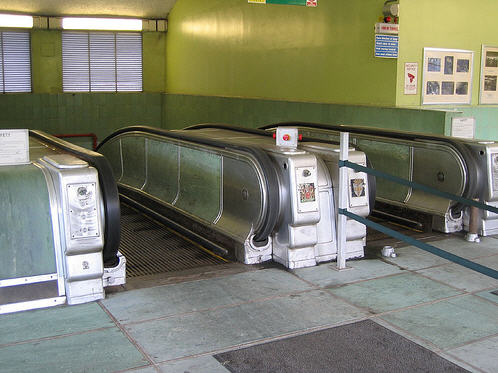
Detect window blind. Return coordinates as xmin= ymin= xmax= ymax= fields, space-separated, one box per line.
xmin=62 ymin=31 xmax=142 ymax=92
xmin=0 ymin=31 xmax=32 ymax=93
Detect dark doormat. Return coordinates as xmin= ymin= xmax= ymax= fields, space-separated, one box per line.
xmin=214 ymin=320 xmax=468 ymax=373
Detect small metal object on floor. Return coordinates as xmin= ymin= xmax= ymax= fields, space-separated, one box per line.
xmin=381 ymin=245 xmax=397 ymax=258
xmin=119 ymin=204 xmax=227 ymax=278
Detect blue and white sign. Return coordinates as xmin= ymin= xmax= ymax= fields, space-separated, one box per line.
xmin=375 ymin=34 xmax=399 ymax=58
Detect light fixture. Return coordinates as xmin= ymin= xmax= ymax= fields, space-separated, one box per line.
xmin=0 ymin=14 xmax=33 ymax=28
xmin=62 ymin=17 xmax=142 ymax=31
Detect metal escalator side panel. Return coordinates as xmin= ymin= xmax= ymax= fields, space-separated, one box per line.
xmin=29 ymin=130 xmax=121 ymax=267
xmin=36 ymin=156 xmax=105 ymax=305
xmin=98 ymin=129 xmax=274 ymax=262
xmin=97 ymin=126 xmax=280 ymax=248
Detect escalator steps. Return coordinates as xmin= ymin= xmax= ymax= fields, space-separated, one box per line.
xmin=119 ymin=204 xmax=226 ymax=277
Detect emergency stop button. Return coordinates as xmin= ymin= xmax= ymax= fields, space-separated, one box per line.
xmin=275 ymin=127 xmax=299 ymax=149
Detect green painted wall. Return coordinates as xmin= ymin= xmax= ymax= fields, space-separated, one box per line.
xmin=31 ymin=30 xmax=62 ymax=93
xmin=166 ymin=0 xmax=396 ymax=106
xmin=143 ymin=32 xmax=167 ymax=92
xmin=396 ymin=0 xmax=498 ymax=108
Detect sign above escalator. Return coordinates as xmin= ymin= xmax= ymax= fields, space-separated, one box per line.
xmin=248 ymin=0 xmax=317 ymax=7
xmin=0 ymin=129 xmax=29 ymax=166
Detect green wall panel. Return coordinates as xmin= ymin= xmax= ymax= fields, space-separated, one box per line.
xmin=31 ymin=30 xmax=62 ymax=94
xmin=0 ymin=93 xmax=162 ymax=145
xmin=166 ymin=0 xmax=397 ymax=106
xmin=0 ymin=165 xmax=56 ymax=279
xmin=163 ymin=94 xmax=447 ymax=135
xmin=143 ymin=32 xmax=167 ymax=93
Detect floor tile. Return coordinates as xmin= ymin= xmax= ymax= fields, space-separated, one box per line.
xmin=0 ymin=328 xmax=148 ymax=373
xmin=417 ymin=263 xmax=498 ymax=292
xmin=158 ymin=356 xmax=230 ymax=372
xmin=329 ymin=273 xmax=462 ymax=313
xmin=125 ymin=290 xmax=367 ymax=362
xmin=474 ymin=254 xmax=498 ymax=270
xmin=292 ymin=259 xmax=404 ymax=288
xmin=423 ymin=237 xmax=498 ymax=259
xmin=381 ymin=295 xmax=498 ymax=349
xmin=475 ymin=289 xmax=498 ymax=304
xmin=102 ymin=268 xmax=313 ymax=323
xmin=381 ymin=246 xmax=450 ymax=270
xmin=0 ymin=303 xmax=114 ymax=346
xmin=121 ymin=366 xmax=157 ymax=373
xmin=446 ymin=335 xmax=498 ymax=373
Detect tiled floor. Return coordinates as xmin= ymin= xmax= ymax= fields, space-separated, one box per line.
xmin=1 ymin=236 xmax=498 ymax=373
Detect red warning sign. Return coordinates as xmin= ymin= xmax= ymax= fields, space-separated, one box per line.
xmin=306 ymin=0 xmax=317 ymax=6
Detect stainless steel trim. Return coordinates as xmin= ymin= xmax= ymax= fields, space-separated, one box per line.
xmin=404 ymin=146 xmax=414 ymax=203
xmin=0 ymin=273 xmax=58 ymax=288
xmin=32 ymin=161 xmax=66 ymax=296
xmin=213 ymin=156 xmax=224 ymax=224
xmin=0 ymin=296 xmax=66 ymax=315
xmin=172 ymin=145 xmax=181 ymax=206
xmin=140 ymin=138 xmax=149 ymax=190
xmin=119 ymin=138 xmax=124 ymax=182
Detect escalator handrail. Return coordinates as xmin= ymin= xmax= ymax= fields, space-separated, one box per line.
xmin=260 ymin=121 xmax=484 ymax=209
xmin=97 ymin=125 xmax=280 ymax=244
xmin=30 ymin=130 xmax=121 ymax=267
xmin=184 ymin=123 xmax=272 ymax=137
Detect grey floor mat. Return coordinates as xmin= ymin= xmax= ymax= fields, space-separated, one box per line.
xmin=214 ymin=319 xmax=468 ymax=373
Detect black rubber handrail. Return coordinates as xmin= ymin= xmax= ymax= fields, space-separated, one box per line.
xmin=260 ymin=121 xmax=484 ymax=212
xmin=30 ymin=130 xmax=121 ymax=267
xmin=97 ymin=125 xmax=280 ymax=244
xmin=184 ymin=123 xmax=272 ymax=137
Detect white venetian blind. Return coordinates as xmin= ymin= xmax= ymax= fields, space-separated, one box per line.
xmin=0 ymin=31 xmax=32 ymax=93
xmin=62 ymin=31 xmax=142 ymax=92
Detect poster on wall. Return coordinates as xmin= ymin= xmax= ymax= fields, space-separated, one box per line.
xmin=480 ymin=45 xmax=498 ymax=104
xmin=422 ymin=48 xmax=473 ymax=105
xmin=404 ymin=62 xmax=418 ymax=95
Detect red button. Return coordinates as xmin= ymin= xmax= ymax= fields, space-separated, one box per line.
xmin=283 ymin=134 xmax=290 ymax=141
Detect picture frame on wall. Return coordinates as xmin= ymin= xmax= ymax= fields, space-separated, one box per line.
xmin=480 ymin=45 xmax=498 ymax=104
xmin=422 ymin=48 xmax=474 ymax=105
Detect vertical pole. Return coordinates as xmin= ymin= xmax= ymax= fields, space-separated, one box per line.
xmin=337 ymin=132 xmax=349 ymax=270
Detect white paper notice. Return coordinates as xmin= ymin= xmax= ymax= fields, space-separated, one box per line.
xmin=404 ymin=62 xmax=418 ymax=95
xmin=451 ymin=117 xmax=475 ymax=139
xmin=0 ymin=129 xmax=30 ymax=166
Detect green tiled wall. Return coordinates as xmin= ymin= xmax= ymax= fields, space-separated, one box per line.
xmin=162 ymin=94 xmax=447 ymax=134
xmin=0 ymin=93 xmax=163 ymax=142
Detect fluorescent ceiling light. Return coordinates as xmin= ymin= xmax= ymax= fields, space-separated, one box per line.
xmin=0 ymin=14 xmax=33 ymax=28
xmin=62 ymin=17 xmax=142 ymax=31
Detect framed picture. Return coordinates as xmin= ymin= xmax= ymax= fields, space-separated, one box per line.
xmin=422 ymin=48 xmax=473 ymax=105
xmin=480 ymin=45 xmax=498 ymax=104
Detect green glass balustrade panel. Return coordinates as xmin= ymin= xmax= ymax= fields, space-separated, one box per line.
xmin=120 ymin=136 xmax=146 ymax=189
xmin=356 ymin=139 xmax=411 ymax=202
xmin=98 ymin=139 xmax=123 ymax=182
xmin=143 ymin=139 xmax=179 ymax=203
xmin=0 ymin=165 xmax=56 ymax=279
xmin=175 ymin=147 xmax=221 ymax=223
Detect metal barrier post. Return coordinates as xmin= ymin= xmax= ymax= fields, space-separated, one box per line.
xmin=337 ymin=132 xmax=349 ymax=269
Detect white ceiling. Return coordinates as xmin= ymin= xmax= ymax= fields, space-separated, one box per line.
xmin=0 ymin=0 xmax=178 ymax=18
